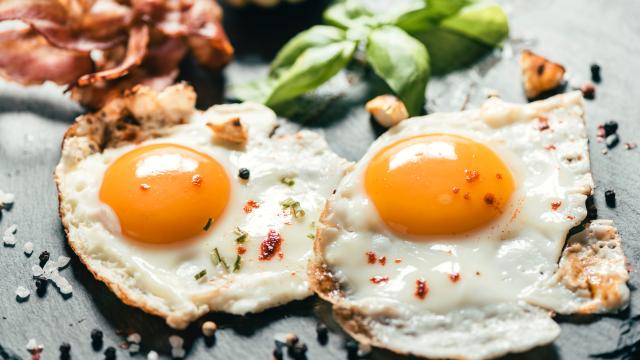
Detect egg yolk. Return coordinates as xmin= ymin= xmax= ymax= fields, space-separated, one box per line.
xmin=99 ymin=143 xmax=230 ymax=244
xmin=364 ymin=134 xmax=515 ymax=236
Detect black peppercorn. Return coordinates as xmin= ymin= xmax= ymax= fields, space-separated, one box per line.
xmin=272 ymin=347 xmax=283 ymax=360
xmin=91 ymin=329 xmax=104 ymax=350
xmin=590 ymin=63 xmax=601 ymax=83
xmin=345 ymin=340 xmax=358 ymax=358
xmin=316 ymin=323 xmax=328 ymax=345
xmin=603 ymin=121 xmax=618 ymax=137
xmin=39 ymin=251 xmax=50 ymax=267
xmin=605 ymin=134 xmax=619 ymax=149
xmin=289 ymin=342 xmax=308 ymax=359
xmin=35 ymin=278 xmax=47 ymax=296
xmin=104 ymin=346 xmax=116 ymax=360
xmin=605 ymin=190 xmax=616 ymax=208
xmin=238 ymin=168 xmax=250 ymax=180
xmin=59 ymin=342 xmax=71 ymax=356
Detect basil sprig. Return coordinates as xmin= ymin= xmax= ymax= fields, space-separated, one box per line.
xmin=234 ymin=0 xmax=508 ymax=117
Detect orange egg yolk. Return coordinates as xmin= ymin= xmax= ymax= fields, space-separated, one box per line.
xmin=99 ymin=143 xmax=230 ymax=244
xmin=364 ymin=134 xmax=515 ymax=236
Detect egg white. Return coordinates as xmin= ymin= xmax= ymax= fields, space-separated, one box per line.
xmin=313 ymin=92 xmax=629 ymax=359
xmin=57 ymin=101 xmax=351 ymax=329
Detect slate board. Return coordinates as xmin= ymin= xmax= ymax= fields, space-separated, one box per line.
xmin=1 ymin=0 xmax=639 ymax=359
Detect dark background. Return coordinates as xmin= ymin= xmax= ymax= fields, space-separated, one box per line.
xmin=1 ymin=0 xmax=639 ymax=359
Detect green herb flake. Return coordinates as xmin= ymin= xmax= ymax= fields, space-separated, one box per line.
xmin=281 ymin=177 xmax=296 ymax=186
xmin=233 ymin=255 xmax=242 ymax=272
xmin=203 ymin=217 xmax=213 ymax=231
xmin=210 ymin=248 xmax=229 ymax=271
xmin=234 ymin=227 xmax=248 ymax=243
xmin=194 ymin=269 xmax=207 ymax=281
xmin=280 ymin=198 xmax=305 ymax=219
xmin=307 ymin=234 xmax=316 ymax=240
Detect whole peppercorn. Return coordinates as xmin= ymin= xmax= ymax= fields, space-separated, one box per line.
xmin=590 ymin=63 xmax=601 ymax=83
xmin=104 ymin=346 xmax=116 ymax=360
xmin=238 ymin=168 xmax=250 ymax=180
xmin=289 ymin=342 xmax=308 ymax=359
xmin=316 ymin=323 xmax=328 ymax=345
xmin=38 ymin=251 xmax=50 ymax=267
xmin=59 ymin=342 xmax=71 ymax=359
xmin=345 ymin=340 xmax=358 ymax=358
xmin=605 ymin=190 xmax=616 ymax=208
xmin=603 ymin=121 xmax=618 ymax=137
xmin=91 ymin=329 xmax=104 ymax=350
xmin=35 ymin=278 xmax=47 ymax=296
xmin=272 ymin=347 xmax=283 ymax=360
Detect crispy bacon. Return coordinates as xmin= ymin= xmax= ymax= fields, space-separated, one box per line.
xmin=0 ymin=0 xmax=233 ymax=109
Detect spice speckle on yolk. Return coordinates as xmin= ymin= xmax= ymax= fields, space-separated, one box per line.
xmin=364 ymin=134 xmax=515 ymax=236
xmin=100 ymin=143 xmax=230 ymax=244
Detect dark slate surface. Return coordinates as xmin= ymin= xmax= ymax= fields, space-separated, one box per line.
xmin=1 ymin=0 xmax=639 ymax=359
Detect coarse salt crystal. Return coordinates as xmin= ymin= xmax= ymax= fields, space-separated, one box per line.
xmin=23 ymin=241 xmax=33 ymax=256
xmin=127 ymin=333 xmax=142 ymax=344
xmin=3 ymin=224 xmax=17 ymax=246
xmin=43 ymin=260 xmax=58 ymax=274
xmin=147 ymin=350 xmax=159 ymax=360
xmin=32 ymin=264 xmax=44 ymax=277
xmin=171 ymin=347 xmax=185 ymax=359
xmin=15 ymin=286 xmax=30 ymax=300
xmin=50 ymin=272 xmax=73 ymax=295
xmin=26 ymin=338 xmax=37 ymax=351
xmin=0 ymin=190 xmax=14 ymax=208
xmin=169 ymin=335 xmax=184 ymax=348
xmin=128 ymin=343 xmax=140 ymax=354
xmin=57 ymin=255 xmax=71 ymax=269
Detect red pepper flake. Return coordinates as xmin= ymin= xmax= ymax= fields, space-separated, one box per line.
xmin=378 ymin=256 xmax=387 ymax=266
xmin=366 ymin=251 xmax=376 ymax=264
xmin=452 ymin=186 xmax=460 ymax=194
xmin=449 ymin=273 xmax=461 ymax=283
xmin=537 ymin=116 xmax=550 ymax=131
xmin=415 ymin=279 xmax=429 ymax=299
xmin=625 ymin=142 xmax=637 ymax=150
xmin=191 ymin=174 xmax=202 ymax=186
xmin=243 ymin=200 xmax=260 ymax=214
xmin=566 ymin=215 xmax=575 ymax=220
xmin=259 ymin=229 xmax=282 ymax=261
xmin=237 ymin=246 xmax=246 ymax=255
xmin=394 ymin=258 xmax=402 ymax=264
xmin=464 ymin=169 xmax=479 ymax=182
xmin=545 ymin=144 xmax=557 ymax=150
xmin=140 ymin=183 xmax=151 ymax=190
xmin=463 ymin=192 xmax=471 ymax=200
xmin=483 ymin=193 xmax=495 ymax=205
xmin=551 ymin=201 xmax=562 ymax=210
xmin=370 ymin=275 xmax=389 ymax=285
xmin=495 ymin=173 xmax=503 ymax=180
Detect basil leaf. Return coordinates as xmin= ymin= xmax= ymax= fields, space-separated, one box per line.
xmin=265 ymin=41 xmax=356 ymax=107
xmin=440 ymin=2 xmax=509 ymax=46
xmin=229 ymin=78 xmax=275 ymax=103
xmin=395 ymin=0 xmax=470 ymax=34
xmin=270 ymin=26 xmax=346 ymax=77
xmin=323 ymin=1 xmax=375 ymax=30
xmin=414 ymin=27 xmax=491 ymax=75
xmin=366 ymin=26 xmax=430 ymax=116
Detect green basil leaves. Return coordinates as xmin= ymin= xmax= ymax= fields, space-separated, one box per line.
xmin=235 ymin=0 xmax=509 ymax=118
xmin=367 ymin=26 xmax=429 ymax=116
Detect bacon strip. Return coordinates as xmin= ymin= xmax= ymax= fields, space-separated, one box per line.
xmin=0 ymin=0 xmax=233 ymax=108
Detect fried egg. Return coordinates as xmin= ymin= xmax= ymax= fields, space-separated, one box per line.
xmin=311 ymin=92 xmax=629 ymax=359
xmin=55 ymin=84 xmax=351 ymax=329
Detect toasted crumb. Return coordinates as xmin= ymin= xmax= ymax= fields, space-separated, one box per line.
xmin=365 ymin=95 xmax=409 ymax=128
xmin=201 ymin=321 xmax=217 ymax=337
xmin=207 ymin=117 xmax=248 ymax=145
xmin=519 ymin=50 xmax=565 ymax=99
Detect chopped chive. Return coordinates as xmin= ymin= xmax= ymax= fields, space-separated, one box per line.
xmin=203 ymin=217 xmax=213 ymax=231
xmin=280 ymin=198 xmax=305 ymax=219
xmin=307 ymin=234 xmax=315 ymax=239
xmin=211 ymin=248 xmax=229 ymax=271
xmin=194 ymin=269 xmax=207 ymax=281
xmin=233 ymin=255 xmax=242 ymax=272
xmin=281 ymin=177 xmax=295 ymax=187
xmin=234 ymin=227 xmax=248 ymax=243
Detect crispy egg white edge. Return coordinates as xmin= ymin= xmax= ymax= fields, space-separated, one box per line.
xmin=56 ymin=101 xmax=352 ymax=329
xmin=312 ymin=92 xmax=630 ymax=359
